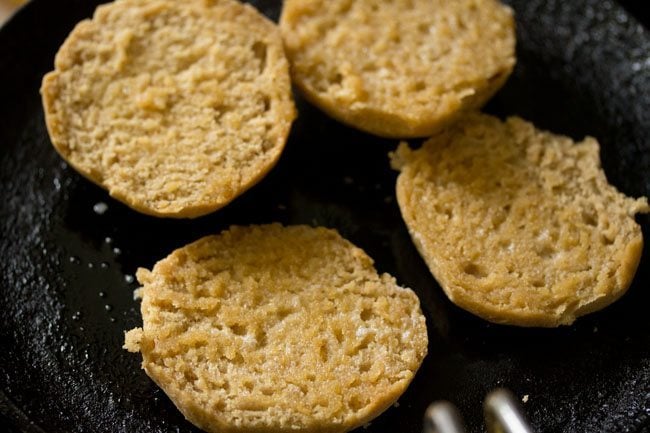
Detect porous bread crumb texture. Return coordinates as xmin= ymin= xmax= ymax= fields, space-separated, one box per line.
xmin=393 ymin=113 xmax=649 ymax=327
xmin=280 ymin=0 xmax=515 ymax=138
xmin=124 ymin=224 xmax=428 ymax=433
xmin=41 ymin=0 xmax=296 ymax=218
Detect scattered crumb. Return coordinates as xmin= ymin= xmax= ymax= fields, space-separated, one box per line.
xmin=593 ymin=326 xmax=598 ymax=333
xmin=522 ymin=394 xmax=529 ymax=403
xmin=343 ymin=176 xmax=354 ymax=185
xmin=93 ymin=202 xmax=108 ymax=215
xmin=277 ymin=204 xmax=287 ymax=210
xmin=393 ymin=401 xmax=400 ymax=408
xmin=123 ymin=328 xmax=143 ymax=352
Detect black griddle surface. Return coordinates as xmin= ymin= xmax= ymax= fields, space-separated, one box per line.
xmin=1 ymin=1 xmax=649 ymax=432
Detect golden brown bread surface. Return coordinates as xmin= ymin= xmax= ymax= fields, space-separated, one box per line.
xmin=280 ymin=0 xmax=515 ymax=138
xmin=392 ymin=113 xmax=649 ymax=327
xmin=41 ymin=0 xmax=296 ymax=218
xmin=124 ymin=224 xmax=428 ymax=433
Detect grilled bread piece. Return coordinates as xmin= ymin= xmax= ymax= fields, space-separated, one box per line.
xmin=392 ymin=113 xmax=649 ymax=326
xmin=124 ymin=224 xmax=428 ymax=432
xmin=41 ymin=0 xmax=295 ymax=218
xmin=280 ymin=0 xmax=515 ymax=138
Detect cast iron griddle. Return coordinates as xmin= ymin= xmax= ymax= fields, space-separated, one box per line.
xmin=1 ymin=0 xmax=649 ymax=432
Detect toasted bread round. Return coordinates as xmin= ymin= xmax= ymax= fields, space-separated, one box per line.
xmin=124 ymin=224 xmax=428 ymax=433
xmin=280 ymin=0 xmax=515 ymax=138
xmin=392 ymin=113 xmax=649 ymax=327
xmin=41 ymin=0 xmax=296 ymax=218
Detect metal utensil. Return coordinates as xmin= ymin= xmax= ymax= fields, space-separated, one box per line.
xmin=424 ymin=389 xmax=533 ymax=433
